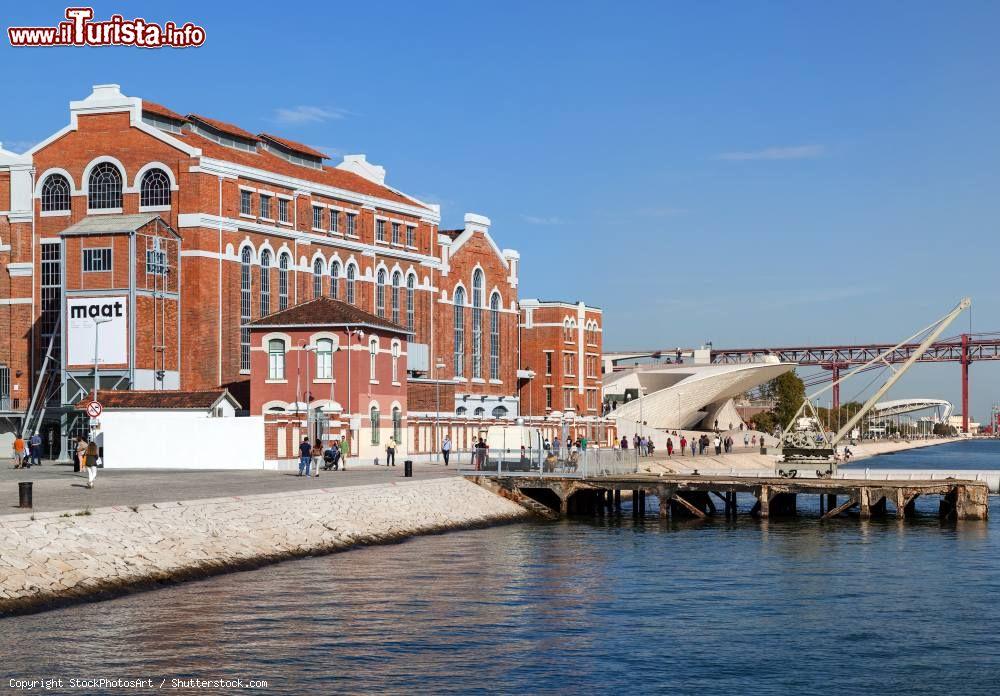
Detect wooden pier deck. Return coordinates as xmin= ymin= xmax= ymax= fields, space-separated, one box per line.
xmin=467 ymin=473 xmax=990 ymax=521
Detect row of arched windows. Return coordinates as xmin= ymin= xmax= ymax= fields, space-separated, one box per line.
xmin=584 ymin=320 xmax=599 ymax=345
xmin=372 ymin=269 xmax=417 ymax=331
xmin=454 ymin=269 xmax=502 ymax=381
xmin=40 ymin=163 xmax=172 ymax=213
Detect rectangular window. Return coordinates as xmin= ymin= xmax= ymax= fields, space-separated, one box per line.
xmin=240 ymin=190 xmax=253 ymax=216
xmin=406 ymin=225 xmax=415 ymax=247
xmin=329 ymin=209 xmax=339 ymax=233
xmin=376 ymin=219 xmax=386 ymax=242
xmin=312 ymin=205 xmax=323 ymax=230
xmin=545 ymin=353 xmax=553 ymax=375
xmin=545 ymin=387 xmax=553 ymax=410
xmin=41 ymin=244 xmax=61 ymax=361
xmin=268 ymin=340 xmax=285 ymax=380
xmin=145 ymin=249 xmax=168 ymax=275
xmin=346 ymin=213 xmax=357 ymax=236
xmin=278 ymin=198 xmax=290 ymax=223
xmin=260 ymin=194 xmax=272 ymax=219
xmin=391 ymin=222 xmax=400 ymax=245
xmin=564 ymin=387 xmax=574 ymax=409
xmin=82 ymin=247 xmax=112 ymax=272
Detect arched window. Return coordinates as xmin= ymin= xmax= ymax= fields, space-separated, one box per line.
xmin=140 ymin=168 xmax=171 ymax=207
xmin=330 ymin=261 xmax=341 ymax=299
xmin=492 ymin=405 xmax=509 ymax=418
xmin=392 ymin=406 xmax=402 ymax=442
xmin=490 ymin=292 xmax=501 ymax=380
xmin=456 ymin=406 xmax=468 ymax=416
xmin=472 ymin=269 xmax=483 ymax=379
xmin=376 ymin=269 xmax=386 ymax=318
xmin=474 ymin=407 xmax=485 ymax=418
xmin=88 ymin=162 xmax=122 ymax=210
xmin=453 ymin=287 xmax=465 ymax=377
xmin=369 ymin=338 xmax=379 ymax=381
xmin=259 ymin=250 xmax=272 ymax=316
xmin=278 ymin=253 xmax=290 ymax=310
xmin=240 ymin=247 xmax=252 ymax=371
xmin=40 ymin=174 xmax=71 ymax=212
xmin=316 ymin=338 xmax=333 ymax=379
xmin=346 ymin=264 xmax=356 ymax=305
xmin=370 ymin=405 xmax=380 ymax=445
xmin=313 ymin=258 xmax=323 ymax=299
xmin=391 ymin=341 xmax=401 ymax=383
xmin=391 ymin=271 xmax=401 ymax=325
xmin=268 ymin=338 xmax=285 ymax=380
xmin=406 ymin=274 xmax=415 ymax=332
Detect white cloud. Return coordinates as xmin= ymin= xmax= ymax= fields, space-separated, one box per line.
xmin=715 ymin=144 xmax=825 ymax=161
xmin=521 ymin=214 xmax=567 ymax=225
xmin=273 ymin=106 xmax=350 ymax=125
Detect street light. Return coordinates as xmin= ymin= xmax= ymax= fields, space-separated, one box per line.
xmin=434 ymin=358 xmax=446 ymax=462
xmin=91 ymin=316 xmax=112 ymax=402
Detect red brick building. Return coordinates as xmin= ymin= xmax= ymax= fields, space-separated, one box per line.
xmin=518 ymin=300 xmax=603 ymax=418
xmin=247 ymin=297 xmax=409 ymax=462
xmin=0 ymin=84 xmax=608 ymax=460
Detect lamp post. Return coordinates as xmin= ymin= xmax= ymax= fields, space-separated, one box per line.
xmin=434 ymin=357 xmax=446 ymax=462
xmin=345 ymin=327 xmax=364 ymax=463
xmin=91 ymin=316 xmax=112 ymax=403
xmin=302 ymin=342 xmax=318 ymax=441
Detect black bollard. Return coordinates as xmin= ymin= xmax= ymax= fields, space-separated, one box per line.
xmin=18 ymin=481 xmax=32 ymax=509
xmin=404 ymin=460 xmax=413 ymax=477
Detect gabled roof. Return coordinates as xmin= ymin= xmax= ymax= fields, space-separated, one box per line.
xmin=247 ymin=296 xmax=411 ymax=335
xmin=258 ymin=133 xmax=329 ymax=160
xmin=187 ymin=113 xmax=259 ymax=142
xmin=60 ymin=213 xmax=180 ymax=238
xmin=76 ymin=389 xmax=238 ymax=411
xmin=142 ymin=100 xmax=186 ymax=122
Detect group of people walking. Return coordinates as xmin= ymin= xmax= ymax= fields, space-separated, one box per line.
xmin=297 ymin=437 xmax=345 ymax=477
xmin=11 ymin=432 xmax=100 ymax=489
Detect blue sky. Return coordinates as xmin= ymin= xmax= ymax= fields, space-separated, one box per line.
xmin=3 ymin=1 xmax=999 ymax=420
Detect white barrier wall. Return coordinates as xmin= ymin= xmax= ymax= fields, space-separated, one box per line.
xmin=100 ymin=412 xmax=265 ymax=469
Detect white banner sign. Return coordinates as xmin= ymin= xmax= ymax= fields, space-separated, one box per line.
xmin=67 ymin=296 xmax=128 ymax=366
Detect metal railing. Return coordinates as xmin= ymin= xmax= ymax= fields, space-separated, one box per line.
xmin=456 ymin=447 xmax=640 ymax=478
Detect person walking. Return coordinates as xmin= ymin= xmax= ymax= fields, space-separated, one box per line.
xmin=84 ymin=439 xmax=99 ymax=488
xmin=744 ymin=433 xmax=750 ymax=448
xmin=323 ymin=440 xmax=341 ymax=471
xmin=680 ymin=435 xmax=687 ymax=456
xmin=75 ymin=435 xmax=87 ymax=474
xmin=620 ymin=436 xmax=628 ymax=450
xmin=441 ymin=434 xmax=452 ymax=466
xmin=385 ymin=436 xmax=397 ymax=467
xmin=666 ymin=437 xmax=674 ymax=457
xmin=553 ymin=435 xmax=562 ymax=457
xmin=311 ymin=437 xmax=323 ymax=477
xmin=298 ymin=437 xmax=312 ymax=476
xmin=714 ymin=435 xmax=722 ymax=455
xmin=12 ymin=434 xmax=26 ymax=469
xmin=29 ymin=431 xmax=42 ymax=467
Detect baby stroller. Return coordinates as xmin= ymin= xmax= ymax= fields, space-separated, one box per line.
xmin=322 ymin=449 xmax=341 ymax=471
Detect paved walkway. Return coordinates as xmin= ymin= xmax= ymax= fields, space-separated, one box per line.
xmin=0 ymin=461 xmax=458 ymax=516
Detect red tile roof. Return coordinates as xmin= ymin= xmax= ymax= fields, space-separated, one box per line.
xmin=247 ymin=296 xmax=410 ymax=334
xmin=187 ymin=114 xmax=259 ymax=142
xmin=75 ymin=389 xmax=235 ymax=410
xmin=176 ymin=130 xmax=429 ymax=210
xmin=142 ymin=100 xmax=186 ymax=122
xmin=258 ymin=133 xmax=329 ymax=160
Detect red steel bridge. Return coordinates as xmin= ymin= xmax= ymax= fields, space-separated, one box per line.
xmin=608 ymin=333 xmax=1000 ymax=433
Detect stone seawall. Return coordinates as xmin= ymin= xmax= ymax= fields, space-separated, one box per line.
xmin=0 ymin=478 xmax=531 ymax=617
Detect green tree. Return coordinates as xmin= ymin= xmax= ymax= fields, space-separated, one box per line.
xmin=771 ymin=371 xmax=806 ymax=429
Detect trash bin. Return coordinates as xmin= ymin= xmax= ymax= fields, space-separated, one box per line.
xmin=18 ymin=481 xmax=32 ymax=509
xmin=760 ymin=445 xmax=767 ymax=455
xmin=404 ymin=460 xmax=413 ymax=477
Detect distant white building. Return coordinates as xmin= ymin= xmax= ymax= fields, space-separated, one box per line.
xmin=603 ymin=358 xmax=794 ymax=431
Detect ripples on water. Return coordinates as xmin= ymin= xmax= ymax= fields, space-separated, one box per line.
xmin=4 ymin=442 xmax=1000 ymax=695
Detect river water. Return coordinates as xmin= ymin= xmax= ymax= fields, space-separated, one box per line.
xmin=5 ymin=441 xmax=1000 ymax=694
